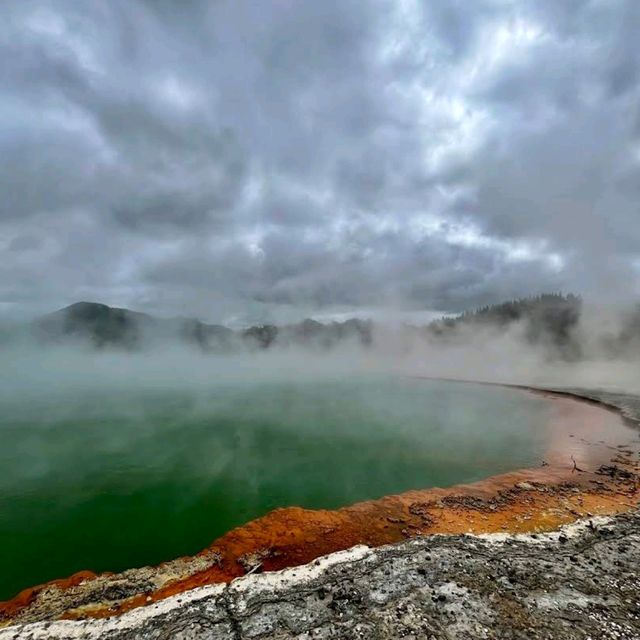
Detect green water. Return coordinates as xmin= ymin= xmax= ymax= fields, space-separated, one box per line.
xmin=0 ymin=374 xmax=552 ymax=600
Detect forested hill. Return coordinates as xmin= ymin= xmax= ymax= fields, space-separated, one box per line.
xmin=437 ymin=294 xmax=581 ymax=327
xmin=427 ymin=294 xmax=583 ymax=358
xmin=28 ymin=301 xmax=372 ymax=351
xmin=8 ymin=293 xmax=639 ymax=359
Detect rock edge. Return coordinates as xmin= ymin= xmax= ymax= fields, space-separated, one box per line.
xmin=2 ymin=511 xmax=640 ymax=639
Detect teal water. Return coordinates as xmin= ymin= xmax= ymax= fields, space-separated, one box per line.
xmin=0 ymin=374 xmax=553 ymax=600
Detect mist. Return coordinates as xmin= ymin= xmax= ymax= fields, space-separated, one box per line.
xmin=2 ymin=295 xmax=640 ymax=408
xmin=374 ymin=309 xmax=640 ymax=394
xmin=3 ymin=321 xmax=576 ymax=600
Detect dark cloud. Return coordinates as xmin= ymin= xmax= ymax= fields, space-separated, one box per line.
xmin=1 ymin=0 xmax=639 ymax=322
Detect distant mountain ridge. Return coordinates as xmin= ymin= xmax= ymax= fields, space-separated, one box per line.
xmin=32 ymin=301 xmax=373 ymax=351
xmin=428 ymin=293 xmax=583 ymax=358
xmin=33 ymin=301 xmax=234 ymax=351
xmin=22 ymin=293 xmax=640 ymax=358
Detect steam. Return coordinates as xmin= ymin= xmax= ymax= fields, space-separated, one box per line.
xmin=373 ymin=307 xmax=640 ymax=394
xmin=2 ymin=298 xmax=640 ymax=396
xmin=1 ymin=299 xmax=638 ymax=599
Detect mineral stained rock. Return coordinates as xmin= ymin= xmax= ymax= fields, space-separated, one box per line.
xmin=1 ymin=511 xmax=639 ymax=639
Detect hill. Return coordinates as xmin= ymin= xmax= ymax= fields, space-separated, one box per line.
xmin=33 ymin=301 xmax=234 ymax=351
xmin=30 ymin=302 xmax=372 ymax=351
xmin=428 ymin=294 xmax=583 ymax=358
xmin=25 ymin=294 xmax=640 ymax=360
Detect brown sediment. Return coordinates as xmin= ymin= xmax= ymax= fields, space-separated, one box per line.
xmin=1 ymin=386 xmax=639 ymax=626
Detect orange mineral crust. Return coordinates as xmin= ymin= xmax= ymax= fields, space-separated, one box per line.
xmin=1 ymin=388 xmax=639 ymax=626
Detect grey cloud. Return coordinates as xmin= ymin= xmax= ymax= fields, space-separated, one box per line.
xmin=7 ymin=235 xmax=43 ymax=252
xmin=1 ymin=0 xmax=638 ymax=322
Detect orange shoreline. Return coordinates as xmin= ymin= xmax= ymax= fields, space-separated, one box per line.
xmin=1 ymin=384 xmax=639 ymax=625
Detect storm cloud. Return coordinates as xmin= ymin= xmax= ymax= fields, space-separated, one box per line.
xmin=1 ymin=0 xmax=639 ymax=324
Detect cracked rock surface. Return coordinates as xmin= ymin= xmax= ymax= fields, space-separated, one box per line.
xmin=2 ymin=509 xmax=639 ymax=640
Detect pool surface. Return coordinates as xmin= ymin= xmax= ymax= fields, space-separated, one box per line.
xmin=0 ymin=374 xmax=554 ymax=600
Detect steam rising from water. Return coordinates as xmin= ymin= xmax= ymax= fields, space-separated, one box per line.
xmin=1 ymin=299 xmax=639 ymax=599
xmin=373 ymin=304 xmax=640 ymax=393
xmin=3 ymin=299 xmax=640 ymax=400
xmin=0 ymin=370 xmax=554 ymax=600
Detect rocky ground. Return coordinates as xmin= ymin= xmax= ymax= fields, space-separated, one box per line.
xmin=1 ymin=510 xmax=639 ymax=639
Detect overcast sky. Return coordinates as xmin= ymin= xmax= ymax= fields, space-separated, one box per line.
xmin=1 ymin=1 xmax=639 ymax=324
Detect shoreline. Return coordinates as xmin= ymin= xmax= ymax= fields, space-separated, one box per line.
xmin=412 ymin=375 xmax=640 ymax=429
xmin=2 ymin=509 xmax=639 ymax=639
xmin=1 ymin=383 xmax=639 ymax=626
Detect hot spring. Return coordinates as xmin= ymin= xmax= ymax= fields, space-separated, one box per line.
xmin=0 ymin=357 xmax=558 ymax=601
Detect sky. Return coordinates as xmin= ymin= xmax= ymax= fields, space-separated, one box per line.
xmin=1 ymin=0 xmax=639 ymax=325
